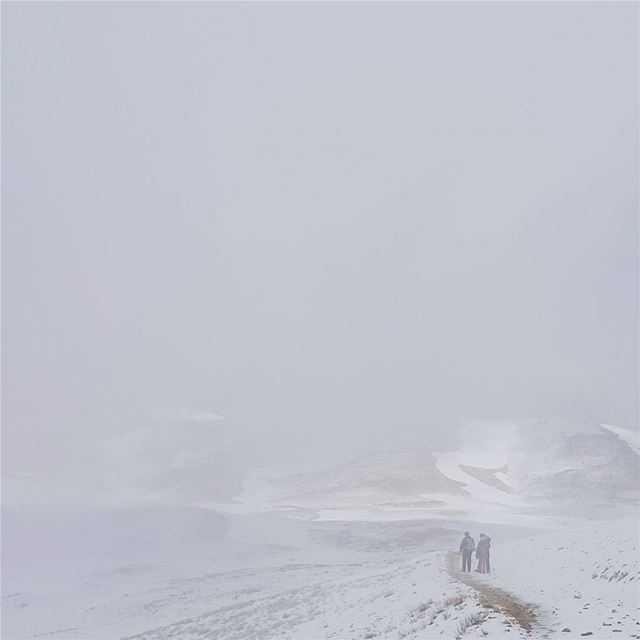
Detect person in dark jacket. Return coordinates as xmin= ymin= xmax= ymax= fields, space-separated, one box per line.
xmin=475 ymin=533 xmax=491 ymax=574
xmin=459 ymin=531 xmax=475 ymax=572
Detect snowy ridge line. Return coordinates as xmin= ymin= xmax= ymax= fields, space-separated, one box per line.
xmin=601 ymin=423 xmax=640 ymax=456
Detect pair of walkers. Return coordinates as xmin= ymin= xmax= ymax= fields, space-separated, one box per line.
xmin=459 ymin=531 xmax=491 ymax=574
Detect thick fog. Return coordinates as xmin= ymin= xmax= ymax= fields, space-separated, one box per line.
xmin=2 ymin=3 xmax=638 ymax=483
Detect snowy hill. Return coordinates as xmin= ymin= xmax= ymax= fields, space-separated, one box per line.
xmin=272 ymin=450 xmax=465 ymax=498
xmin=96 ymin=408 xmax=257 ymax=505
xmin=447 ymin=419 xmax=640 ymax=500
xmin=231 ymin=420 xmax=639 ymax=525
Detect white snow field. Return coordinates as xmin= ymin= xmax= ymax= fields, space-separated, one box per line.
xmin=2 ymin=419 xmax=639 ymax=639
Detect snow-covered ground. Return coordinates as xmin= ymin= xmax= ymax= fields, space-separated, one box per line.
xmin=2 ymin=419 xmax=639 ymax=639
xmin=119 ymin=516 xmax=640 ymax=640
xmin=5 ymin=511 xmax=636 ymax=640
xmin=471 ymin=516 xmax=640 ymax=638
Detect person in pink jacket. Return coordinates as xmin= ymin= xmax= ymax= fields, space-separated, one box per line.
xmin=475 ymin=533 xmax=491 ymax=574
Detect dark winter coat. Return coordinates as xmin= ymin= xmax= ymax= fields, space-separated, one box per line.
xmin=459 ymin=535 xmax=475 ymax=553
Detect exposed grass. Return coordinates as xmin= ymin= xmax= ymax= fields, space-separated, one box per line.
xmin=420 ymin=592 xmax=468 ymax=625
xmin=476 ymin=590 xmax=536 ymax=631
xmin=455 ymin=612 xmax=487 ymax=637
xmin=404 ymin=591 xmax=470 ymax=637
xmin=415 ymin=599 xmax=433 ymax=613
xmin=442 ymin=593 xmax=466 ymax=608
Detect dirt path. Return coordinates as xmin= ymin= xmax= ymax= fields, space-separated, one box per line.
xmin=446 ymin=551 xmax=540 ymax=633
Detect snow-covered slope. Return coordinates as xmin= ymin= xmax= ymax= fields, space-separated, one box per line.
xmin=602 ymin=422 xmax=640 ymax=455
xmin=230 ymin=420 xmax=639 ymax=525
xmin=249 ymin=450 xmax=468 ymax=521
xmin=101 ymin=423 xmax=247 ymax=503
xmin=11 ymin=510 xmax=632 ymax=640
xmin=2 ymin=407 xmax=243 ymax=507
xmin=272 ymin=450 xmax=464 ymax=498
xmin=1 ymin=504 xmax=230 ymax=640
xmin=445 ymin=419 xmax=640 ymax=500
xmin=471 ymin=515 xmax=640 ymax=638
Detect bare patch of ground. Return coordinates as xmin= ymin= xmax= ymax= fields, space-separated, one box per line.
xmin=446 ymin=551 xmax=539 ymax=632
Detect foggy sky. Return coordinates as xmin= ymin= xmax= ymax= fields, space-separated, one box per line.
xmin=2 ymin=2 xmax=638 ymax=475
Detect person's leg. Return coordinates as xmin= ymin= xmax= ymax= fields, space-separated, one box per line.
xmin=461 ymin=552 xmax=466 ymax=571
xmin=486 ymin=554 xmax=490 ymax=573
